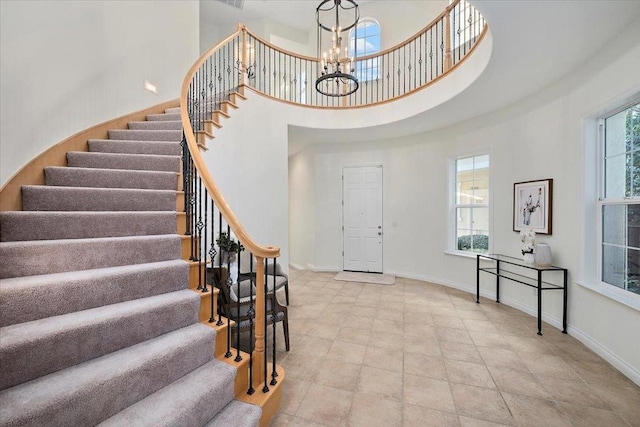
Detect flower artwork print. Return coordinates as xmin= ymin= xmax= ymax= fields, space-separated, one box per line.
xmin=513 ymin=179 xmax=552 ymax=235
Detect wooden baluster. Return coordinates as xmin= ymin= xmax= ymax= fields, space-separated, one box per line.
xmin=252 ymin=255 xmax=265 ymax=389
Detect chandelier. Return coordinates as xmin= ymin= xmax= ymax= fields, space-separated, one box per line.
xmin=315 ymin=0 xmax=360 ymax=97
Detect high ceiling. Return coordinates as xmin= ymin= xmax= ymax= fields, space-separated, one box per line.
xmin=201 ymin=0 xmax=375 ymax=32
xmin=201 ymin=0 xmax=640 ymax=153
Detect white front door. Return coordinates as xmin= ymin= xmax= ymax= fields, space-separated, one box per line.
xmin=343 ymin=166 xmax=383 ymax=273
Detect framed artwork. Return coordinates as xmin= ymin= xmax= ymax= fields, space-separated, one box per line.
xmin=513 ymin=179 xmax=553 ymax=235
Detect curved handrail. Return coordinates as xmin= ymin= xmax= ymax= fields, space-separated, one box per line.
xmin=241 ymin=0 xmax=487 ymax=107
xmin=180 ymin=27 xmax=279 ymax=260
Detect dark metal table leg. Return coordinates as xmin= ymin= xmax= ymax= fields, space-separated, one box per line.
xmin=562 ymin=269 xmax=568 ymax=334
xmin=476 ymin=255 xmax=480 ymax=303
xmin=496 ymin=260 xmax=500 ymax=303
xmin=537 ymin=270 xmax=542 ymax=335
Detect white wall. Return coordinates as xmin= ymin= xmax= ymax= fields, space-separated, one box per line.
xmin=203 ymin=94 xmax=290 ymax=271
xmin=289 ymin=149 xmax=316 ymax=270
xmin=357 ymin=0 xmax=449 ymax=48
xmin=0 ymin=0 xmax=199 ymax=185
xmin=288 ymin=20 xmax=640 ymax=384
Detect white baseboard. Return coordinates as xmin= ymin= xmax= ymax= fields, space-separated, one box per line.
xmin=567 ymin=325 xmax=640 ymax=386
xmin=386 ymin=269 xmax=639 ymax=386
xmin=304 ymin=263 xmax=341 ymax=272
xmin=288 ymin=262 xmax=305 ymax=271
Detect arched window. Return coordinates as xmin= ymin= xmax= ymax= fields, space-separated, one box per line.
xmin=349 ymin=18 xmax=380 ymax=82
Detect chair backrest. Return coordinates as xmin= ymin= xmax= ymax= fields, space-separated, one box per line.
xmin=207 ymin=267 xmax=284 ymax=328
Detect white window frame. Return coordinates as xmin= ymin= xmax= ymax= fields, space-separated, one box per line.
xmin=596 ymin=99 xmax=640 ymax=298
xmin=448 ymin=152 xmax=492 ymax=257
xmin=349 ymin=17 xmax=380 ymax=83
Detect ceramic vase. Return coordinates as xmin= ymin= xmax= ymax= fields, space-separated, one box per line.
xmin=535 ymin=243 xmax=552 ymax=267
xmin=523 ymin=253 xmax=535 ymax=264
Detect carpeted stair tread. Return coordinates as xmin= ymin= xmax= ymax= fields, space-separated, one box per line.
xmin=67 ymin=151 xmax=180 ymax=172
xmin=98 ymin=360 xmax=237 ymax=427
xmin=148 ymin=113 xmax=181 ymax=121
xmin=108 ymin=129 xmax=182 ymax=141
xmin=88 ymin=139 xmax=182 ymax=156
xmin=204 ymin=400 xmax=262 ymax=427
xmin=0 ymin=260 xmax=189 ymax=327
xmin=0 ymin=211 xmax=177 ymax=241
xmin=0 ymin=234 xmax=181 ymax=279
xmin=128 ymin=120 xmax=182 ymax=131
xmin=0 ymin=289 xmax=200 ymax=390
xmin=21 ymin=185 xmax=178 ymax=211
xmin=165 ymin=107 xmax=181 ymax=114
xmin=0 ymin=324 xmax=215 ymax=427
xmin=44 ymin=166 xmax=178 ymax=190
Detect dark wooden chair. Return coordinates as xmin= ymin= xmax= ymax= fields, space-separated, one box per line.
xmin=207 ymin=267 xmax=290 ymax=352
xmin=237 ymin=252 xmax=289 ymax=305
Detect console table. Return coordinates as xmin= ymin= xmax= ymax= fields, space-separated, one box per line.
xmin=476 ymin=254 xmax=567 ymax=335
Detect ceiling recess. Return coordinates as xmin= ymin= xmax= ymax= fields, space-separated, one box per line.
xmin=216 ymin=0 xmax=245 ymax=10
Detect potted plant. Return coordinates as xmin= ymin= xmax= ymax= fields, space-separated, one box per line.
xmin=216 ymin=231 xmax=244 ymax=264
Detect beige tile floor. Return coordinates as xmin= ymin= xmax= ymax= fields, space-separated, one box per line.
xmin=266 ymin=270 xmax=640 ymax=427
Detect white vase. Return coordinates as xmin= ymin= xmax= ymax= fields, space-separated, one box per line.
xmin=535 ymin=243 xmax=552 ymax=267
xmin=523 ymin=253 xmax=535 ymax=264
xmin=220 ymin=251 xmax=239 ymax=284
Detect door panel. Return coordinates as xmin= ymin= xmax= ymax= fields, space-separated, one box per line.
xmin=343 ymin=166 xmax=383 ymax=273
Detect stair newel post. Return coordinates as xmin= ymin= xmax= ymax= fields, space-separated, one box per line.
xmin=201 ymin=187 xmax=208 ymax=293
xmin=253 ymin=255 xmax=266 ymax=391
xmin=247 ymin=253 xmax=255 ymax=395
xmin=270 ymin=258 xmax=278 ymax=386
xmin=444 ymin=3 xmax=452 ymax=72
xmin=262 ymin=260 xmax=270 ymax=393
xmin=240 ymin=24 xmax=247 ymax=86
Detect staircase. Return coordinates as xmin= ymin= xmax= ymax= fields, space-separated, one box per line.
xmin=0 ymin=107 xmax=262 ymax=426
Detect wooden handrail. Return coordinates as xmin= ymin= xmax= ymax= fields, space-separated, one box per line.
xmin=242 ymin=0 xmax=467 ymax=64
xmin=238 ymin=25 xmax=487 ymax=110
xmin=239 ymin=0 xmax=486 ymax=108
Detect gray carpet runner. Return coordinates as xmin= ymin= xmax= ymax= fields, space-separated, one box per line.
xmin=45 ymin=166 xmax=179 ymax=190
xmin=88 ymin=139 xmax=182 ymax=155
xmin=0 ymin=107 xmax=260 ymax=426
xmin=21 ymin=186 xmax=178 ymax=211
xmin=67 ymin=151 xmax=180 ymax=172
xmin=0 ymin=211 xmax=177 ymax=241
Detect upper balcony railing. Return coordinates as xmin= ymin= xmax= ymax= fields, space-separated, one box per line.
xmin=241 ymin=0 xmax=486 ymax=108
